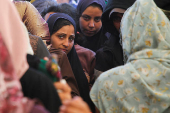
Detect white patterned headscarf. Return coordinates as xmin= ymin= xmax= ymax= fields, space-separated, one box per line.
xmin=90 ymin=0 xmax=170 ymax=112
xmin=121 ymin=0 xmax=170 ymax=63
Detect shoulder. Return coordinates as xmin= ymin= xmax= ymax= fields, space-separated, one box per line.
xmin=75 ymin=45 xmax=96 ymax=57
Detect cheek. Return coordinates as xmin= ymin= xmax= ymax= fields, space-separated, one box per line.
xmin=51 ymin=36 xmax=61 ymax=49
xmin=79 ymin=18 xmax=87 ymax=30
xmin=113 ymin=22 xmax=121 ymax=32
xmin=95 ymin=22 xmax=102 ymax=31
xmin=67 ymin=42 xmax=74 ymax=53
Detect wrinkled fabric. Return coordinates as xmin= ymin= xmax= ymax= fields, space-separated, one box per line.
xmin=90 ymin=0 xmax=170 ymax=112
xmin=14 ymin=1 xmax=50 ymax=42
xmin=29 ymin=33 xmax=50 ymax=59
xmin=1 ymin=0 xmax=29 ymax=78
xmin=0 ymin=0 xmax=33 ymax=112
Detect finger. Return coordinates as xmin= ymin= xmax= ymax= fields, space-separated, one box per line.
xmin=43 ymin=57 xmax=49 ymax=61
xmin=54 ymin=82 xmax=71 ymax=93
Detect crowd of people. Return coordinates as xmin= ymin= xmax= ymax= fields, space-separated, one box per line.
xmin=1 ymin=0 xmax=170 ymax=112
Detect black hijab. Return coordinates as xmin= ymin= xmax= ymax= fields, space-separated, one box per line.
xmin=95 ymin=0 xmax=136 ymax=72
xmin=47 ymin=13 xmax=94 ymax=112
xmin=76 ymin=0 xmax=107 ymax=52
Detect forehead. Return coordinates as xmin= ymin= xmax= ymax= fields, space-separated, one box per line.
xmin=56 ymin=25 xmax=75 ymax=34
xmin=82 ymin=6 xmax=102 ymax=17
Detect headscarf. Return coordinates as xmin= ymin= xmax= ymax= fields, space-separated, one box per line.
xmin=1 ymin=0 xmax=29 ymax=78
xmin=0 ymin=0 xmax=33 ymax=112
xmin=77 ymin=0 xmax=105 ymax=15
xmin=47 ymin=13 xmax=76 ymax=35
xmin=47 ymin=13 xmax=94 ymax=111
xmin=90 ymin=0 xmax=170 ymax=112
xmin=76 ymin=0 xmax=107 ymax=52
xmin=102 ymin=0 xmax=136 ymax=33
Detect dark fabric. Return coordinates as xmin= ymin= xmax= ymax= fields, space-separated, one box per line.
xmin=76 ymin=0 xmax=107 ymax=52
xmin=29 ymin=33 xmax=50 ymax=59
xmin=32 ymin=0 xmax=57 ymax=14
xmin=154 ymin=0 xmax=170 ymax=10
xmin=77 ymin=29 xmax=108 ymax=52
xmin=95 ymin=34 xmax=124 ymax=72
xmin=49 ymin=48 xmax=80 ymax=97
xmin=67 ymin=46 xmax=95 ymax=112
xmin=20 ymin=67 xmax=61 ymax=113
xmin=77 ymin=0 xmax=106 ymax=15
xmin=102 ymin=0 xmax=136 ymax=33
xmin=95 ymin=0 xmax=136 ymax=72
xmin=47 ymin=13 xmax=76 ymax=35
xmin=75 ymin=44 xmax=96 ymax=83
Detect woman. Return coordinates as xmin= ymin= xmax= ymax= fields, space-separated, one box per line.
xmin=94 ymin=0 xmax=136 ymax=79
xmin=90 ymin=0 xmax=170 ymax=112
xmin=47 ymin=13 xmax=95 ymax=112
xmin=43 ymin=3 xmax=96 ymax=88
xmin=76 ymin=0 xmax=107 ymax=52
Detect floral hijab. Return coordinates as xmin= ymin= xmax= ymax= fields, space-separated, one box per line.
xmin=90 ymin=0 xmax=170 ymax=112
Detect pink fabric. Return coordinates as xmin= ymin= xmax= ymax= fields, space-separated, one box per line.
xmin=0 ymin=34 xmax=34 ymax=113
xmin=0 ymin=0 xmax=29 ymax=78
xmin=0 ymin=0 xmax=33 ymax=112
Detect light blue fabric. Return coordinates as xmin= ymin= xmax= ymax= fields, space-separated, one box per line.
xmin=90 ymin=0 xmax=170 ymax=112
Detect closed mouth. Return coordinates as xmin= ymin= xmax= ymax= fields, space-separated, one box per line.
xmin=61 ymin=49 xmax=68 ymax=52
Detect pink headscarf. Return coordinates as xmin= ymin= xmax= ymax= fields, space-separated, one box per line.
xmin=0 ymin=0 xmax=29 ymax=78
xmin=0 ymin=0 xmax=33 ymax=112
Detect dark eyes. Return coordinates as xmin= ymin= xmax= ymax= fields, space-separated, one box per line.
xmin=94 ymin=17 xmax=101 ymax=22
xmin=82 ymin=15 xmax=90 ymax=21
xmin=69 ymin=37 xmax=75 ymax=41
xmin=58 ymin=34 xmax=64 ymax=39
xmin=57 ymin=34 xmax=74 ymax=42
xmin=81 ymin=15 xmax=101 ymax=22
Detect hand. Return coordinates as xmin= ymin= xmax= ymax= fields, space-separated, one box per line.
xmin=54 ymin=80 xmax=71 ymax=103
xmin=59 ymin=96 xmax=91 ymax=113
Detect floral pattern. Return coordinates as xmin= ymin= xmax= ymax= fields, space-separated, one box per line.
xmin=0 ymin=33 xmax=32 ymax=113
xmin=90 ymin=0 xmax=170 ymax=112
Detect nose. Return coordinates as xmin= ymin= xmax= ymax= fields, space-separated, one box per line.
xmin=63 ymin=39 xmax=69 ymax=47
xmin=88 ymin=20 xmax=95 ymax=28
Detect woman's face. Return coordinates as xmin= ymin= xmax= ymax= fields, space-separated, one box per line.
xmin=51 ymin=25 xmax=75 ymax=54
xmin=79 ymin=6 xmax=102 ymax=37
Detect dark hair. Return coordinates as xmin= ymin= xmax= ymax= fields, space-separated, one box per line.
xmin=52 ymin=18 xmax=75 ymax=35
xmin=41 ymin=3 xmax=78 ymax=22
xmin=41 ymin=5 xmax=59 ymax=18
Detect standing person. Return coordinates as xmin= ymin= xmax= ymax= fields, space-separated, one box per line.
xmin=47 ymin=13 xmax=95 ymax=112
xmin=94 ymin=0 xmax=136 ymax=79
xmin=90 ymin=0 xmax=170 ymax=112
xmin=76 ymin=0 xmax=107 ymax=52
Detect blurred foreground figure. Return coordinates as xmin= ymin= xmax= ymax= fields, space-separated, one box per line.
xmin=91 ymin=0 xmax=170 ymax=112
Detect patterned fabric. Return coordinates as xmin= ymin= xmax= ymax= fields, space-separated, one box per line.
xmin=0 ymin=33 xmax=33 ymax=113
xmin=90 ymin=0 xmax=170 ymax=112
